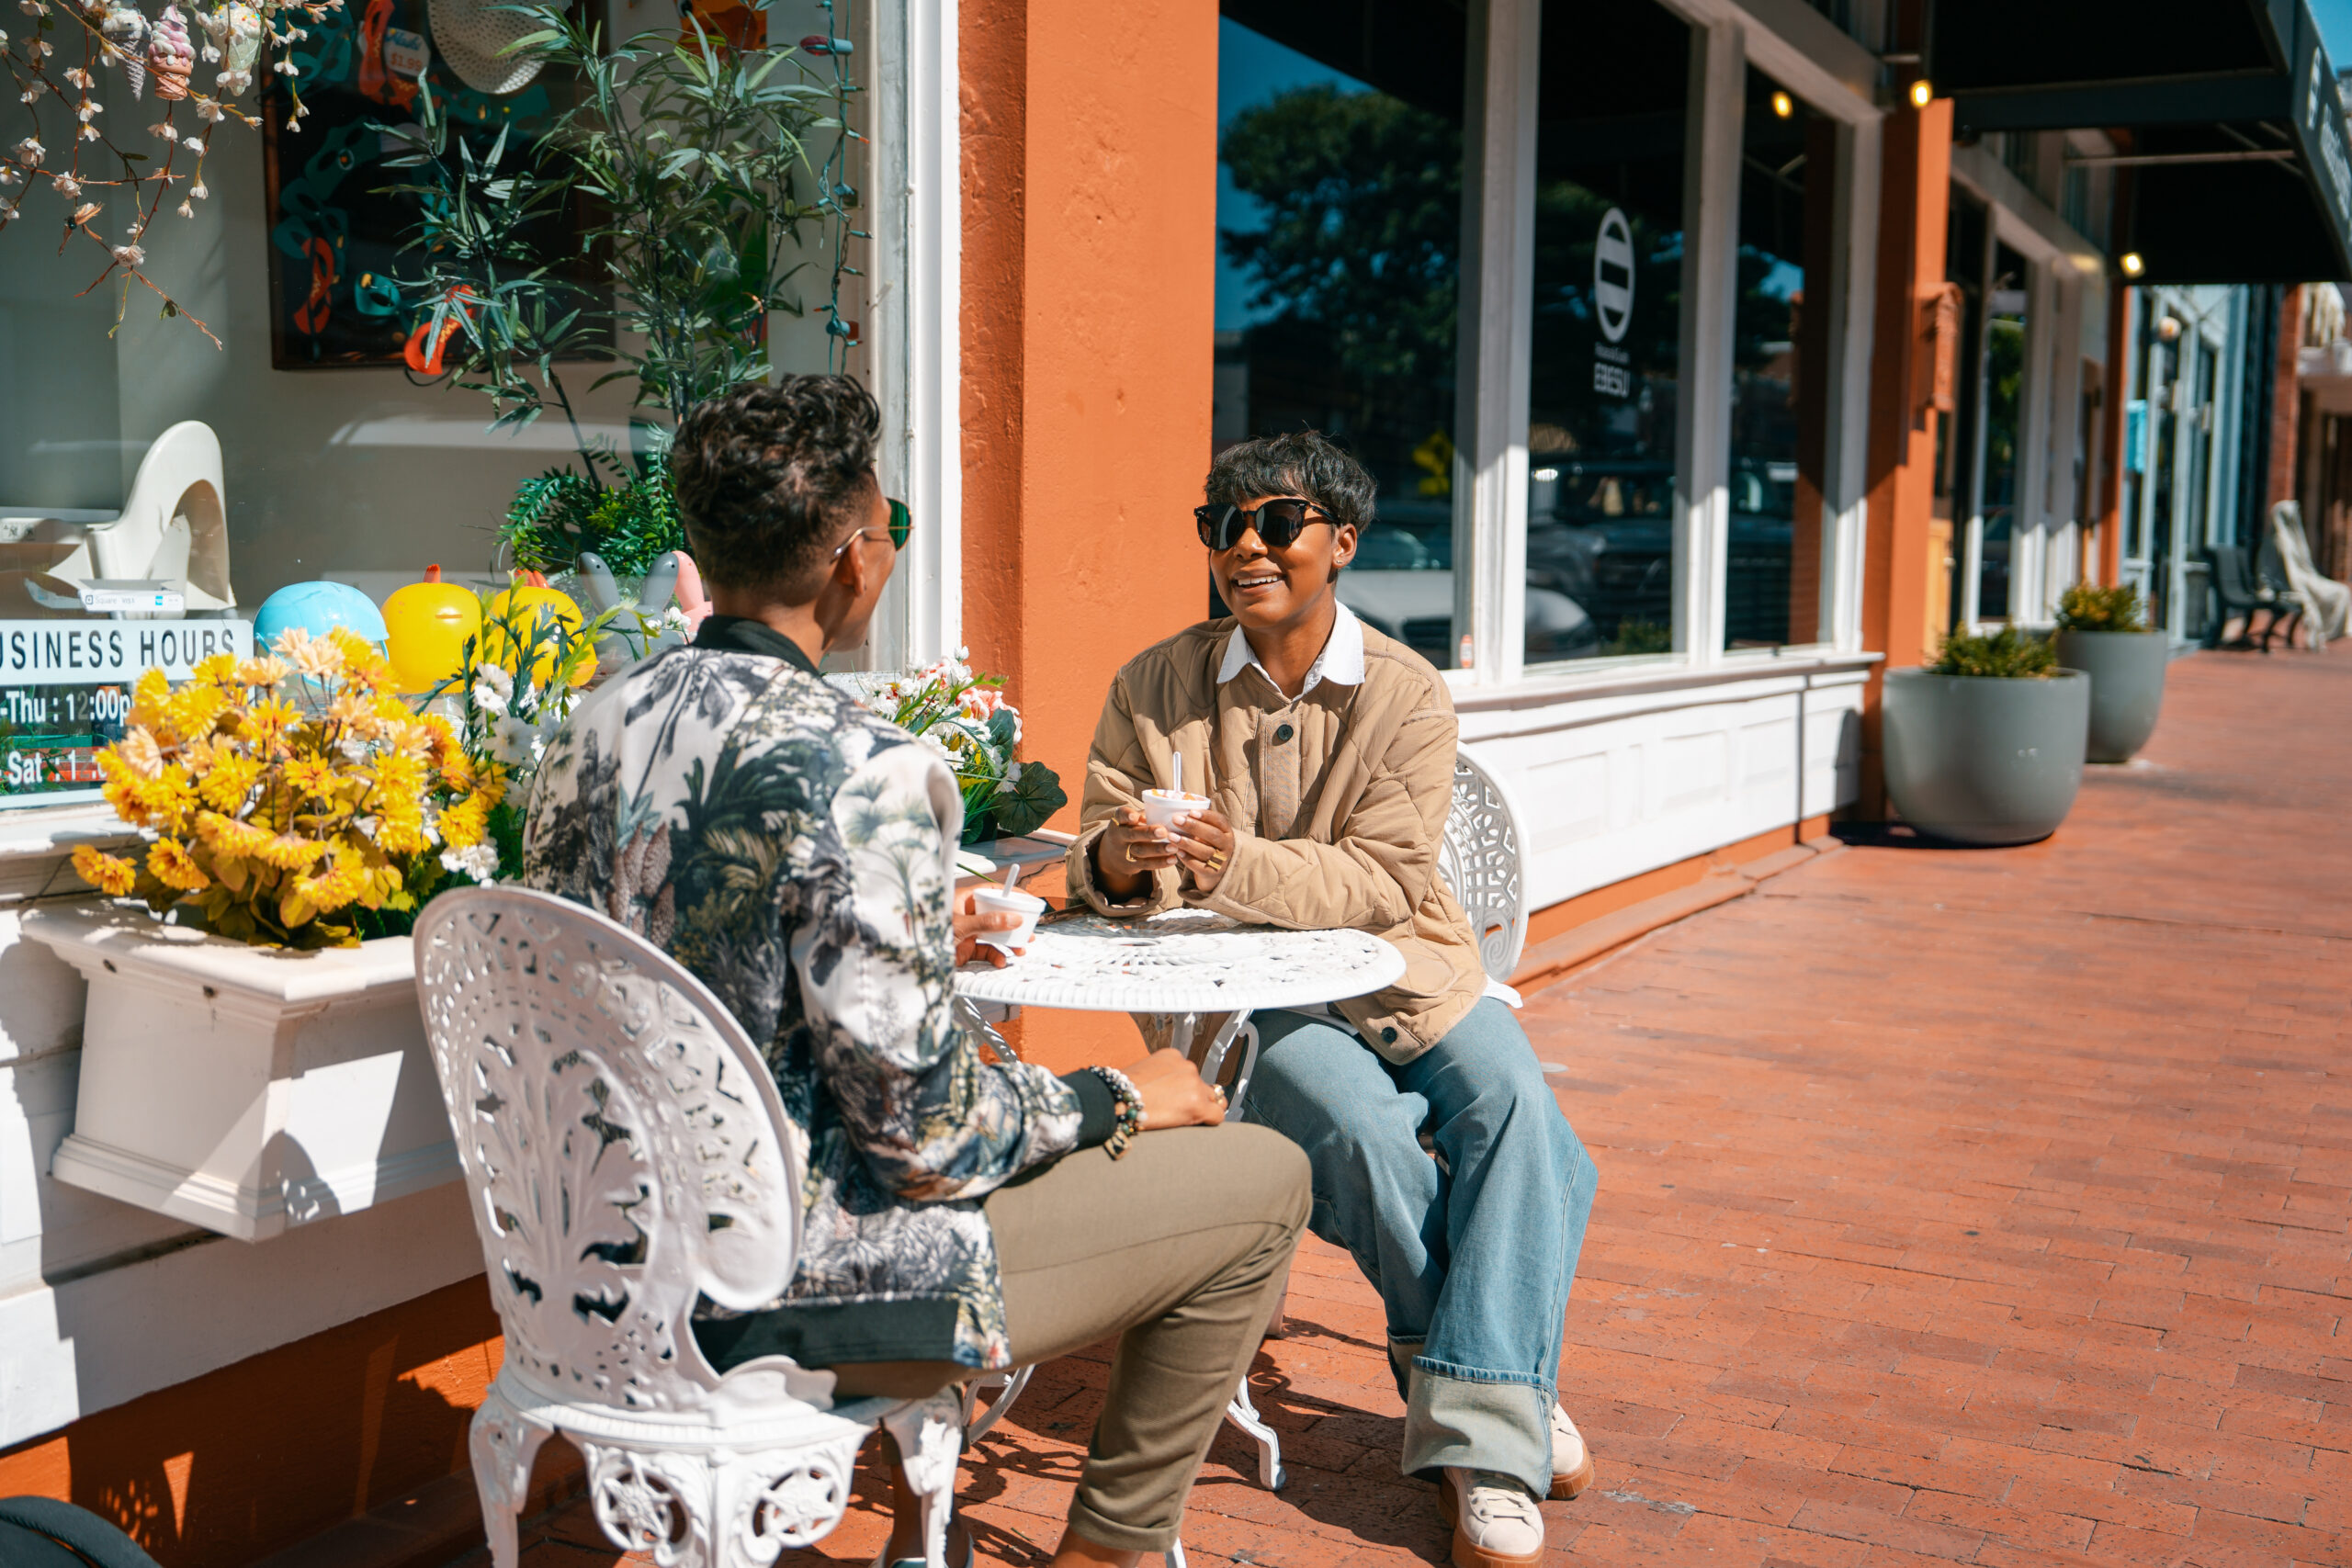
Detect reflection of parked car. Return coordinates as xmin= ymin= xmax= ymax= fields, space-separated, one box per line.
xmin=1340 ymin=517 xmax=1594 ymax=662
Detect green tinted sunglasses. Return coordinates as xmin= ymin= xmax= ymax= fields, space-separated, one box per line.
xmin=833 ymin=499 xmax=914 ymax=562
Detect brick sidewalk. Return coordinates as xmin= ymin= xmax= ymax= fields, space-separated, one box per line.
xmin=488 ymin=645 xmax=2351 ymax=1568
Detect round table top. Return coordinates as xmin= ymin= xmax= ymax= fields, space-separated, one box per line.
xmin=953 ymin=908 xmax=1406 ymax=1014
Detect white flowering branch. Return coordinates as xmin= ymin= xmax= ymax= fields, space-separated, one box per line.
xmin=0 ymin=0 xmax=340 ymax=344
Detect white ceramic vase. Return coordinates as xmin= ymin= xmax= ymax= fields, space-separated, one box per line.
xmin=23 ymin=903 xmax=458 ymax=1241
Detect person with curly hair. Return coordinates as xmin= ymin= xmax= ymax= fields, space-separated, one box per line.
xmin=524 ymin=375 xmax=1310 ymax=1568
xmin=1069 ymin=430 xmax=1599 ymax=1568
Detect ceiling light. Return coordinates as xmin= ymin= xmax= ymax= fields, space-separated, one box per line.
xmin=2120 ymin=252 xmax=2145 ymax=278
xmin=1771 ymin=91 xmax=1793 ymax=119
xmin=1909 ymin=79 xmax=1934 ymax=109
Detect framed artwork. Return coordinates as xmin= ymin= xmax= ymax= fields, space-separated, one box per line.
xmin=260 ymin=0 xmax=589 ymax=367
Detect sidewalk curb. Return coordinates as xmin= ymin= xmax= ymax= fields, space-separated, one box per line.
xmin=1510 ymin=836 xmax=1842 ymax=998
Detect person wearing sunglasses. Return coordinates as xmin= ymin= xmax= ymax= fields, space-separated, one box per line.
xmin=1067 ymin=430 xmax=1600 ymax=1568
xmin=523 ymin=377 xmax=1309 ymax=1568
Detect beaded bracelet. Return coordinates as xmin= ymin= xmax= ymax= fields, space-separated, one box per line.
xmin=1087 ymin=1064 xmax=1146 ymax=1160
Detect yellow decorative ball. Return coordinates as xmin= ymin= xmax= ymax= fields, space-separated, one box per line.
xmin=383 ymin=565 xmax=483 ymax=694
xmin=481 ymin=573 xmax=594 ymax=688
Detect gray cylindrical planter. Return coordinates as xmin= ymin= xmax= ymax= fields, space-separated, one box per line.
xmin=2052 ymin=629 xmax=2167 ymax=763
xmin=1883 ymin=668 xmax=2090 ymax=846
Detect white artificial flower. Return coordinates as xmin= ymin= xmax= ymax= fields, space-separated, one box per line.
xmin=995 ymin=760 xmax=1024 ymax=796
xmin=175 ymin=199 xmax=192 ymax=217
xmin=62 ymin=65 xmax=90 ymax=88
xmin=110 ymin=243 xmax=143 ymax=265
xmin=488 ymin=714 xmax=542 ymax=767
xmin=182 ymin=134 xmax=201 ymax=151
xmin=440 ymin=842 xmax=500 ymax=883
xmin=53 ymin=174 xmax=80 ymax=198
xmin=190 ymin=181 xmax=208 ymax=198
xmin=15 ymin=137 xmax=43 ymax=167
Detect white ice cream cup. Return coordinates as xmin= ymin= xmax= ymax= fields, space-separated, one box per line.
xmin=1141 ymin=788 xmax=1212 ymax=829
xmin=972 ymin=887 xmax=1046 ymax=950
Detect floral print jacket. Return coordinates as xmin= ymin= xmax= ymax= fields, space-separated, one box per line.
xmin=522 ymin=627 xmax=1087 ymax=1370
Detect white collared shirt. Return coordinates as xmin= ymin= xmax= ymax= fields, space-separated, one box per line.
xmin=1216 ymin=600 xmax=1367 ymax=699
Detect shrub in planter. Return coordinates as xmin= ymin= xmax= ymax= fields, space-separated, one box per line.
xmin=1882 ymin=627 xmax=2088 ymax=846
xmin=2052 ymin=582 xmax=2166 ymax=764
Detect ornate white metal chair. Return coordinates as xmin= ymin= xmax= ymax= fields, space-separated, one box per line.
xmin=1443 ymin=746 xmax=1531 ymax=986
xmin=413 ymin=886 xmax=962 ymax=1568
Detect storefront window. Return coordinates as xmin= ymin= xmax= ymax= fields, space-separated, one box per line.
xmin=1724 ymin=68 xmax=1835 ymax=650
xmin=1975 ymin=245 xmax=2030 ymax=623
xmin=1215 ymin=5 xmax=1465 ymax=664
xmin=1524 ymin=0 xmax=1690 ymax=663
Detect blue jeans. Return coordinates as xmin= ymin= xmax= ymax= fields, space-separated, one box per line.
xmin=1239 ymin=998 xmax=1596 ymax=1495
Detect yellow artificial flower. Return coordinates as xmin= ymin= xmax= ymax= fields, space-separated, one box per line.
xmin=198 ymin=752 xmax=264 ymax=814
xmin=191 ymin=652 xmax=240 ymax=686
xmin=164 ymin=682 xmax=228 ymax=741
xmin=255 ymin=831 xmax=329 ymax=872
xmin=129 ymin=669 xmax=171 ymax=732
xmin=438 ymin=787 xmax=492 ymax=850
xmin=147 ymin=838 xmax=209 ymax=892
xmin=297 ymin=843 xmax=368 ymax=914
xmin=116 ymin=726 xmax=165 ymax=780
xmin=130 ymin=765 xmax=198 ymax=825
xmin=274 ymin=626 xmax=345 ymax=683
xmin=195 ymin=810 xmax=277 ymax=861
xmin=71 ymin=844 xmax=138 ymax=897
xmin=330 ymin=626 xmax=395 ymax=690
xmin=240 ymin=697 xmax=302 ymax=753
xmin=283 ymin=754 xmax=339 ymax=801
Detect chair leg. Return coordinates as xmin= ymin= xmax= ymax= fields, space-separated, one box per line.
xmin=1224 ymin=1375 xmax=1286 ymax=1492
xmin=469 ymin=1383 xmax=550 ymax=1568
xmin=960 ymin=1363 xmax=1035 ymax=1448
xmin=882 ymin=1392 xmax=966 ymax=1568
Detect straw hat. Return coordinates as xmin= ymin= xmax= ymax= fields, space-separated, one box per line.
xmin=428 ymin=0 xmax=560 ymax=96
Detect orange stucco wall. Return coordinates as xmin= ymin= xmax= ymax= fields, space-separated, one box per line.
xmin=1858 ymin=96 xmax=1951 ymax=815
xmin=962 ymin=0 xmax=1220 ymax=1071
xmin=0 ymin=1280 xmax=505 ymax=1568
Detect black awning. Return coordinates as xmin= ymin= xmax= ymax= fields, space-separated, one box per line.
xmin=1935 ymin=0 xmax=2352 ymax=284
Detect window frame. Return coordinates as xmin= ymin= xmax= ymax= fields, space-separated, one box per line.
xmin=1447 ymin=0 xmax=1883 ymax=695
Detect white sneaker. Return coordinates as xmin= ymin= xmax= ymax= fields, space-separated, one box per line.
xmin=1439 ymin=1467 xmax=1545 ymax=1568
xmin=1550 ymin=1404 xmax=1596 ymax=1500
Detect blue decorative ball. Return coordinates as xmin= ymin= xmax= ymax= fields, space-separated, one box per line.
xmin=252 ymin=581 xmax=390 ymax=650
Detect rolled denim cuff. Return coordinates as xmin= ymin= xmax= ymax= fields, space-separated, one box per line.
xmin=1399 ymin=1358 xmax=1554 ymax=1498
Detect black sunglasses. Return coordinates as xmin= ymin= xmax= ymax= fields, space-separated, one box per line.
xmin=1194 ymin=498 xmax=1332 ymax=552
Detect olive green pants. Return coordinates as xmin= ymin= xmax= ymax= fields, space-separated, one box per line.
xmin=831 ymin=1122 xmax=1310 ymax=1553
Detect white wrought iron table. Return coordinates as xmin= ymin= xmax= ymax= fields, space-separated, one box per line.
xmin=949 ymin=906 xmax=1402 ymax=1530
xmin=953 ymin=905 xmax=1405 ymax=1113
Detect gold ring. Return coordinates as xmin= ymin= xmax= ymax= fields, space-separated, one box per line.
xmin=1208 ymin=851 xmax=1227 ymax=870
xmin=1213 ymin=1084 xmax=1228 ymax=1105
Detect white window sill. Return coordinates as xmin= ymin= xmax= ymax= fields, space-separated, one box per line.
xmin=1443 ymin=647 xmax=1882 ymax=714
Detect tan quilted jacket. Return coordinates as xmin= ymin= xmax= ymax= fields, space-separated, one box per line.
xmin=1065 ymin=617 xmax=1485 ymax=1064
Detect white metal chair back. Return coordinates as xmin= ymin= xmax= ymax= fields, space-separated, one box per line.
xmin=415 ymin=886 xmax=951 ymax=1568
xmin=1441 ymin=748 xmax=1529 ymax=984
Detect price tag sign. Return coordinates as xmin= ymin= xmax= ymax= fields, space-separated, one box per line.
xmin=0 ymin=619 xmax=254 ymax=806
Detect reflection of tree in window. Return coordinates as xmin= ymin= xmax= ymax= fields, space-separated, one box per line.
xmin=1219 ymin=84 xmax=1461 ymax=514
xmin=1979 ymin=258 xmax=2028 ymax=622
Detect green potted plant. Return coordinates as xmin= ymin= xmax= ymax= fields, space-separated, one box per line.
xmin=378 ymin=10 xmax=850 ymax=583
xmin=1882 ymin=626 xmax=2089 ymax=846
xmin=2052 ymin=582 xmax=2165 ymax=763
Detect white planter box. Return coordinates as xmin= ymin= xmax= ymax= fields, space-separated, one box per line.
xmin=22 ymin=903 xmax=458 ymax=1241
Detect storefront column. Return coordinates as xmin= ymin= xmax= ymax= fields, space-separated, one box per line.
xmin=960 ymin=0 xmax=1218 ymax=1069
xmin=1857 ymin=95 xmax=1952 ymax=815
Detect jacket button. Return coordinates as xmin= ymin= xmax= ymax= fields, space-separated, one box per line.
xmin=1381 ymin=1026 xmax=1398 ymax=1043
xmin=1274 ymin=723 xmax=1295 ymax=743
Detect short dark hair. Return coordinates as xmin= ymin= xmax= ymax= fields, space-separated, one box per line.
xmin=1204 ymin=431 xmax=1376 ymax=531
xmin=670 ymin=376 xmax=881 ymax=594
